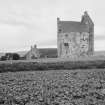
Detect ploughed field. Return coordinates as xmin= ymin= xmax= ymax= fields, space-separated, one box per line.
xmin=0 ymin=58 xmax=105 ymax=105
xmin=1 ymin=70 xmax=105 ymax=105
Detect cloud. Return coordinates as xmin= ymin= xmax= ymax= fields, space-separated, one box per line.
xmin=95 ymin=40 xmax=105 ymax=51
xmin=38 ymin=38 xmax=57 ymax=48
xmin=95 ymin=35 xmax=105 ymax=40
xmin=0 ymin=0 xmax=104 ymax=52
xmin=95 ymin=26 xmax=105 ymax=35
xmin=94 ymin=26 xmax=105 ymax=41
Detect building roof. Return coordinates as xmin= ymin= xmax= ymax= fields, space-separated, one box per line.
xmin=19 ymin=48 xmax=57 ymax=58
xmin=58 ymin=21 xmax=89 ymax=33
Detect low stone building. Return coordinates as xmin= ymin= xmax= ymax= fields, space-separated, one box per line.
xmin=25 ymin=45 xmax=40 ymax=60
xmin=57 ymin=11 xmax=94 ymax=58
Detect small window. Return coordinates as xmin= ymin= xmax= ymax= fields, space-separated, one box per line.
xmin=64 ymin=43 xmax=69 ymax=46
xmin=58 ymin=29 xmax=62 ymax=32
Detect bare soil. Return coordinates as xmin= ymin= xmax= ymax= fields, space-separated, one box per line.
xmin=0 ymin=69 xmax=105 ymax=105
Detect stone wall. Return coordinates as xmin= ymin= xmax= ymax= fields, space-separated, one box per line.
xmin=58 ymin=32 xmax=89 ymax=58
xmin=57 ymin=12 xmax=94 ymax=58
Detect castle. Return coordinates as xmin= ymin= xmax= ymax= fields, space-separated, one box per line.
xmin=18 ymin=11 xmax=94 ymax=60
xmin=57 ymin=11 xmax=94 ymax=58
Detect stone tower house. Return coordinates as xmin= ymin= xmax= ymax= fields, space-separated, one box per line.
xmin=57 ymin=11 xmax=94 ymax=58
xmin=25 ymin=45 xmax=40 ymax=60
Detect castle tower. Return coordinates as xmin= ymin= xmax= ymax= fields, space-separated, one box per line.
xmin=57 ymin=11 xmax=94 ymax=58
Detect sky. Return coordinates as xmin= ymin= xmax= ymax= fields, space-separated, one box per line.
xmin=0 ymin=0 xmax=105 ymax=52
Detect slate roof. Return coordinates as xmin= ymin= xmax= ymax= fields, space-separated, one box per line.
xmin=21 ymin=48 xmax=57 ymax=58
xmin=58 ymin=21 xmax=89 ymax=33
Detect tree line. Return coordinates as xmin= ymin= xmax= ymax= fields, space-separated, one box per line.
xmin=0 ymin=53 xmax=20 ymax=61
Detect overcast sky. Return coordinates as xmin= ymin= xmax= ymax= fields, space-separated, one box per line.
xmin=0 ymin=0 xmax=105 ymax=52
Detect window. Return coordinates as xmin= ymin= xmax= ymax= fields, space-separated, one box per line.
xmin=64 ymin=43 xmax=69 ymax=47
